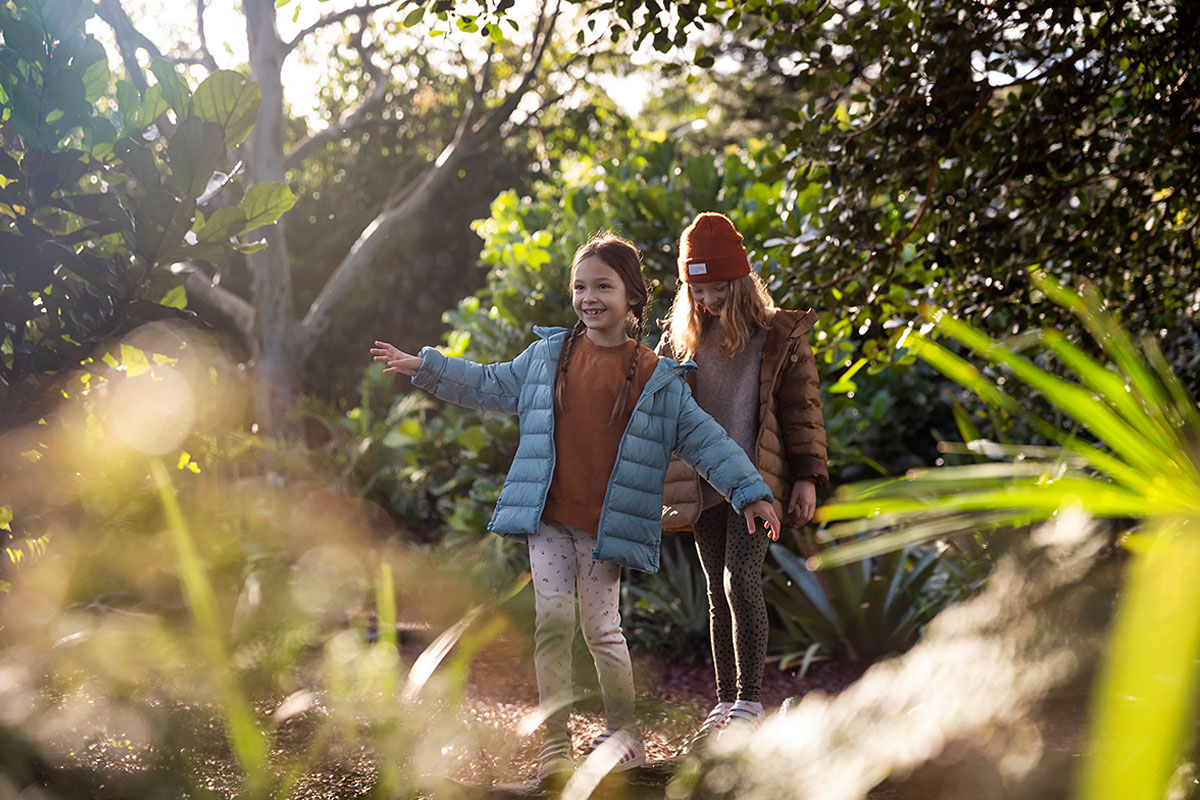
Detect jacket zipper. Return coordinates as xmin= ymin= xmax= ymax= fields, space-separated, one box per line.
xmin=590 ymin=359 xmax=676 ymax=574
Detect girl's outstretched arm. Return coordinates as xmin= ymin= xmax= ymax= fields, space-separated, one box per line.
xmin=371 ymin=341 xmax=422 ymax=376
xmin=371 ymin=339 xmax=531 ymax=414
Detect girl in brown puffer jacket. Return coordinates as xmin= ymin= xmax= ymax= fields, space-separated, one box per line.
xmin=656 ymin=212 xmax=829 ymax=750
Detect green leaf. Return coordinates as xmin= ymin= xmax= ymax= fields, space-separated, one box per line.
xmin=274 ymin=0 xmax=291 ymax=6
xmin=403 ymin=6 xmax=425 ymax=26
xmin=115 ymin=79 xmax=139 ymax=130
xmin=168 ymin=117 xmax=227 ymax=197
xmin=1 ymin=19 xmax=47 ymax=63
xmin=933 ymin=312 xmax=1167 ymax=478
xmin=190 ymin=70 xmax=261 ymax=149
xmin=39 ymin=0 xmax=92 ymax=40
xmin=195 ymin=205 xmax=247 ymax=243
xmin=149 ymin=58 xmax=190 ymax=117
xmin=115 ymin=138 xmax=162 ymax=191
xmin=829 ymin=356 xmax=866 ymax=394
xmin=134 ymin=84 xmax=169 ymax=129
xmin=237 ymin=182 xmax=296 ymax=233
xmin=43 ymin=68 xmax=87 ymax=121
xmin=831 ymin=69 xmax=851 ymax=84
xmin=161 ymin=284 xmax=187 ymax=309
xmin=1079 ymin=525 xmax=1200 ymax=800
xmin=134 ymin=193 xmax=195 ymax=261
xmin=75 ymin=38 xmax=109 ymax=102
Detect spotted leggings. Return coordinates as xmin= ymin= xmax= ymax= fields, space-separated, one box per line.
xmin=528 ymin=519 xmax=636 ymax=736
xmin=693 ymin=503 xmax=771 ymax=704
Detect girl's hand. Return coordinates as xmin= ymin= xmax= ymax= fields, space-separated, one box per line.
xmin=370 ymin=340 xmax=423 ymax=376
xmin=743 ymin=499 xmax=781 ymax=542
xmin=788 ymin=479 xmax=817 ymax=526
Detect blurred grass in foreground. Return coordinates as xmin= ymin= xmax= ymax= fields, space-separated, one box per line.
xmin=0 ymin=322 xmax=531 ymax=798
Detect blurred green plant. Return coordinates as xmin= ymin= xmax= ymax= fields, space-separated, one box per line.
xmin=0 ymin=0 xmax=295 ymax=425
xmin=814 ymin=271 xmax=1200 ymax=800
xmin=0 ymin=326 xmax=528 ymax=798
xmin=765 ymin=542 xmax=945 ymax=667
xmin=622 ymin=534 xmax=710 ymax=663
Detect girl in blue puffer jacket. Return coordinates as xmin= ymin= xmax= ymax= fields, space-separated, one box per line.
xmin=370 ymin=232 xmax=780 ymax=782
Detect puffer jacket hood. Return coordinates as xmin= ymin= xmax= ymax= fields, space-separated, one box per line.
xmin=412 ymin=326 xmax=773 ymax=573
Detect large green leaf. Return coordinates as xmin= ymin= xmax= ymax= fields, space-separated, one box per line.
xmin=0 ymin=18 xmax=46 ymax=63
xmin=168 ymin=117 xmax=226 ymax=197
xmin=237 ymin=181 xmax=296 ymax=233
xmin=115 ymin=138 xmax=162 ymax=191
xmin=191 ymin=70 xmax=261 ymax=149
xmin=37 ymin=0 xmax=92 ymax=40
xmin=149 ymin=58 xmax=189 ymax=118
xmin=195 ymin=205 xmax=247 ymax=243
xmin=133 ymin=84 xmax=169 ymax=130
xmin=76 ymin=39 xmax=109 ymax=102
xmin=1078 ymin=524 xmax=1200 ymax=800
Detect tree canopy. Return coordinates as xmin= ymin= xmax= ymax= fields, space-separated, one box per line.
xmin=589 ymin=0 xmax=1199 ymax=376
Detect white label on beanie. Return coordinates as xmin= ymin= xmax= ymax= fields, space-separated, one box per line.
xmin=688 ymin=262 xmax=707 ymax=275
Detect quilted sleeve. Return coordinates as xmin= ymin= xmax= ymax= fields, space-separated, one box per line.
xmin=411 ymin=340 xmax=537 ymax=415
xmin=778 ymin=336 xmax=829 ymax=487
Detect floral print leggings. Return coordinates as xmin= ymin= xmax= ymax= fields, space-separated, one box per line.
xmin=529 ymin=519 xmax=636 ymax=736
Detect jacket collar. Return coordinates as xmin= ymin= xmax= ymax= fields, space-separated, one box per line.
xmin=534 ymin=325 xmax=689 ymax=399
xmin=761 ymin=308 xmax=819 ymax=404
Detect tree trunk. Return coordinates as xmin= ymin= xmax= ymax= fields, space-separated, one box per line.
xmin=243 ymin=0 xmax=298 ymax=435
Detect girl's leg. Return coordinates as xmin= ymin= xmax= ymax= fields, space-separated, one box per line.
xmin=529 ymin=520 xmax=580 ymax=737
xmin=721 ymin=504 xmax=771 ymax=704
xmin=565 ymin=523 xmax=636 ymax=732
xmin=693 ymin=504 xmax=737 ymax=704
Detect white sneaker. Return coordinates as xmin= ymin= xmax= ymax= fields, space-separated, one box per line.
xmin=536 ymin=733 xmax=573 ymax=781
xmin=715 ymin=699 xmax=763 ymax=738
xmin=678 ymin=701 xmax=732 ymax=755
xmin=581 ymin=728 xmax=645 ymax=772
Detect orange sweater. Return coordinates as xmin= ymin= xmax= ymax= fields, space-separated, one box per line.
xmin=543 ymin=335 xmax=658 ymax=535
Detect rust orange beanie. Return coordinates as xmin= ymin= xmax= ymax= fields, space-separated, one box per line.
xmin=678 ymin=212 xmax=751 ymax=284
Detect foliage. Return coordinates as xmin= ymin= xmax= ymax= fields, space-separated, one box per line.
xmin=814 ymin=273 xmax=1200 ymax=800
xmin=0 ymin=324 xmax=525 ymax=798
xmin=622 ymin=534 xmax=710 ymax=663
xmin=764 ymin=541 xmax=947 ymax=664
xmin=587 ymin=0 xmax=1200 ymax=392
xmin=362 ymin=135 xmax=955 ymax=532
xmin=286 ymin=35 xmax=629 ymax=408
xmin=0 ymin=0 xmax=294 ymax=425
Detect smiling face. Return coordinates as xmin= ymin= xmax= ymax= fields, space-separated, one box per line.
xmin=572 ymin=255 xmax=634 ymax=345
xmin=689 ymin=281 xmax=731 ymax=318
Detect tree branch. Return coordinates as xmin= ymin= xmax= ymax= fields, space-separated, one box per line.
xmin=283 ymin=0 xmax=401 ymax=54
xmin=177 ymin=265 xmax=256 ymax=339
xmin=94 ymin=0 xmax=165 ymax=90
xmin=195 ymin=0 xmax=221 ymax=73
xmin=473 ymin=0 xmax=562 ymax=139
xmin=283 ymin=16 xmax=390 ymax=170
xmin=295 ymin=0 xmax=571 ymax=353
xmin=296 ymin=152 xmax=463 ymax=357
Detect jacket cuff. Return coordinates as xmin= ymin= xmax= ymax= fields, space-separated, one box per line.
xmin=412 ymin=346 xmax=447 ymax=391
xmin=788 ymin=455 xmax=829 ymax=488
xmin=728 ymin=481 xmax=772 ymax=514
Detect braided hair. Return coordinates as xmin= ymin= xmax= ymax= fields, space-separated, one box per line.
xmin=554 ymin=231 xmax=650 ymax=423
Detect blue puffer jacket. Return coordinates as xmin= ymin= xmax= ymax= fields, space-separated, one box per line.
xmin=412 ymin=326 xmax=773 ymax=573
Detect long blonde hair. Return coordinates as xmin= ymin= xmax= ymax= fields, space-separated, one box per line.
xmin=665 ymin=272 xmax=773 ymax=361
xmin=555 ymin=232 xmax=649 ymax=423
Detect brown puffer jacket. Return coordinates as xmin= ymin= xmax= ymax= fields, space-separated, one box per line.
xmin=658 ymin=308 xmax=828 ymax=530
